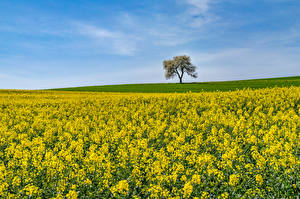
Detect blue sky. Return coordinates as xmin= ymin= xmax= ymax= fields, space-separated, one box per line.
xmin=0 ymin=0 xmax=299 ymax=89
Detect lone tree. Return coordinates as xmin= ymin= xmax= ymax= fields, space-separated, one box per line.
xmin=163 ymin=55 xmax=197 ymax=84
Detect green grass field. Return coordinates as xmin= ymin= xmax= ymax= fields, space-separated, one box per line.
xmin=51 ymin=76 xmax=300 ymax=93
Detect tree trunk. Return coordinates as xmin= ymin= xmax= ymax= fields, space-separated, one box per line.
xmin=179 ymin=77 xmax=183 ymax=84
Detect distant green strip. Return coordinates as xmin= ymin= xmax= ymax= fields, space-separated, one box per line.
xmin=50 ymin=76 xmax=300 ymax=93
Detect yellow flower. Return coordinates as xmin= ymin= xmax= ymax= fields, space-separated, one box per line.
xmin=192 ymin=174 xmax=201 ymax=184
xmin=71 ymin=184 xmax=77 ymax=190
xmin=183 ymin=182 xmax=193 ymax=198
xmin=229 ymin=174 xmax=239 ymax=186
xmin=66 ymin=190 xmax=77 ymax=199
xmin=221 ymin=192 xmax=229 ymax=199
xmin=0 ymin=87 xmax=298 ymax=198
xmin=84 ymin=178 xmax=92 ymax=185
xmin=23 ymin=184 xmax=39 ymax=196
xmin=201 ymin=191 xmax=210 ymax=199
xmin=12 ymin=176 xmax=21 ymax=187
xmin=255 ymin=174 xmax=263 ymax=185
xmin=111 ymin=180 xmax=129 ymax=195
xmin=181 ymin=175 xmax=187 ymax=182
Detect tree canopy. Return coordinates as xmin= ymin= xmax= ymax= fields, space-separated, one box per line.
xmin=163 ymin=55 xmax=197 ymax=84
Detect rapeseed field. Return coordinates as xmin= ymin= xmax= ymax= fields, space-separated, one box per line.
xmin=0 ymin=87 xmax=299 ymax=198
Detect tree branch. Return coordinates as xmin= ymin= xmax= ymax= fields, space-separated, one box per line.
xmin=175 ymin=68 xmax=181 ymax=79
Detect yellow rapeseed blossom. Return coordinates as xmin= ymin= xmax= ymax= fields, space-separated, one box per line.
xmin=111 ymin=180 xmax=129 ymax=196
xmin=66 ymin=190 xmax=77 ymax=199
xmin=0 ymin=87 xmax=298 ymax=198
xmin=221 ymin=192 xmax=229 ymax=199
xmin=201 ymin=191 xmax=210 ymax=199
xmin=255 ymin=174 xmax=263 ymax=185
xmin=229 ymin=174 xmax=239 ymax=186
xmin=183 ymin=182 xmax=193 ymax=198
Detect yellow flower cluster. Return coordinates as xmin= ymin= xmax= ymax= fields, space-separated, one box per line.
xmin=0 ymin=87 xmax=299 ymax=198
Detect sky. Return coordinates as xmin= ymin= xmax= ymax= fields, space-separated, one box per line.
xmin=0 ymin=0 xmax=300 ymax=89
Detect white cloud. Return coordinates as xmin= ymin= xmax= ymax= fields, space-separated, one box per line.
xmin=249 ymin=28 xmax=300 ymax=47
xmin=78 ymin=24 xmax=121 ymax=38
xmin=74 ymin=22 xmax=139 ymax=55
xmin=181 ymin=0 xmax=219 ymax=27
xmin=181 ymin=47 xmax=300 ymax=81
xmin=185 ymin=0 xmax=212 ymax=14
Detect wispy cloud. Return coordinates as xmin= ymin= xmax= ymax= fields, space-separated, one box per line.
xmin=0 ymin=0 xmax=299 ymax=89
xmin=73 ymin=22 xmax=140 ymax=55
xmin=185 ymin=0 xmax=213 ymax=14
xmin=78 ymin=24 xmax=121 ymax=38
xmin=249 ymin=28 xmax=300 ymax=48
xmin=70 ymin=0 xmax=222 ymax=54
xmin=180 ymin=0 xmax=219 ymax=27
xmin=179 ymin=46 xmax=300 ymax=81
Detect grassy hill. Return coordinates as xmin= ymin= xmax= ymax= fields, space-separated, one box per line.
xmin=51 ymin=76 xmax=300 ymax=93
